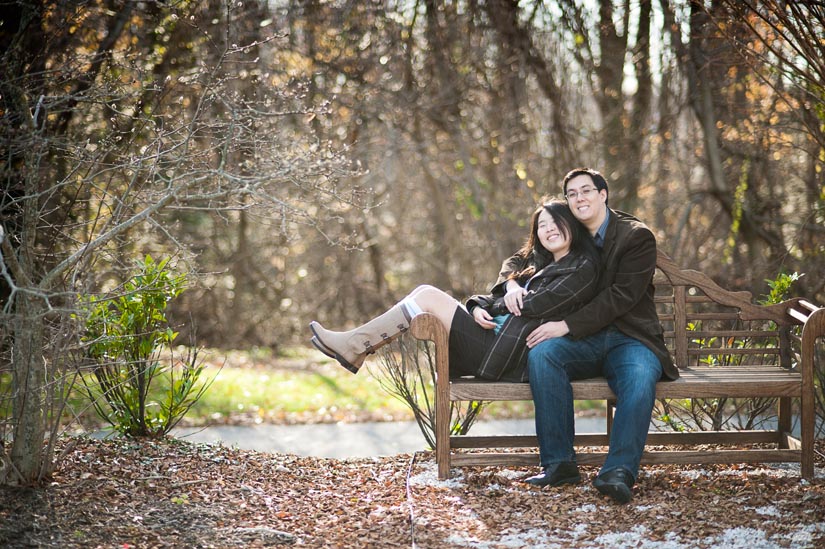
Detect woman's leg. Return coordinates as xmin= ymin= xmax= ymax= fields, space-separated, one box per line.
xmin=310 ymin=284 xmax=459 ymax=373
xmin=406 ymin=285 xmax=462 ymax=332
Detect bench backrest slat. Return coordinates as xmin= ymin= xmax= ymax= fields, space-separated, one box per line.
xmin=687 ymin=330 xmax=778 ymax=337
xmin=687 ymin=348 xmax=780 ymax=357
xmin=654 ymin=250 xmax=803 ymax=371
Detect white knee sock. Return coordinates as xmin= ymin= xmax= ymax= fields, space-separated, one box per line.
xmin=399 ymin=296 xmax=423 ymax=317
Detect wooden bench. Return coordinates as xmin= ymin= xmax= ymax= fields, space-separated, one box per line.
xmin=409 ymin=250 xmax=824 ymax=480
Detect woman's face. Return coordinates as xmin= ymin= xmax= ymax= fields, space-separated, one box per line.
xmin=537 ymin=209 xmax=571 ymax=260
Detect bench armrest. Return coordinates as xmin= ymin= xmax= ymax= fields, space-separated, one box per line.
xmin=794 ymin=301 xmax=823 ymax=480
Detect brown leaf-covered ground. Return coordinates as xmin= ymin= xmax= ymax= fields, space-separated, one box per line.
xmin=1 ymin=438 xmax=823 ymax=548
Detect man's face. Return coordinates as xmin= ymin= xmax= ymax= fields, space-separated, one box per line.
xmin=565 ymin=174 xmax=607 ymax=228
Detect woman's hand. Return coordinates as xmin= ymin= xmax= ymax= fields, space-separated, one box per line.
xmin=504 ymin=282 xmax=527 ymax=316
xmin=472 ymin=307 xmax=498 ymax=330
xmin=526 ymin=320 xmax=569 ymax=348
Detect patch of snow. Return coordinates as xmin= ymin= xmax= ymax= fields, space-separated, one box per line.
xmin=678 ymin=469 xmax=706 ymax=480
xmin=444 ymin=534 xmax=477 ymax=547
xmin=663 ymin=531 xmax=683 ymax=544
xmin=782 ymin=522 xmax=825 ymax=547
xmin=593 ymin=525 xmax=687 ymax=548
xmin=491 ymin=529 xmax=560 ymax=548
xmin=570 ymin=523 xmax=589 ymax=539
xmin=446 ymin=528 xmax=564 ymax=549
xmin=496 ymin=469 xmax=526 ymax=479
xmin=574 ymin=503 xmax=597 ymax=513
xmin=746 ymin=505 xmax=782 ymax=518
xmin=446 ymin=520 xmax=825 ymax=549
xmin=670 ymin=462 xmax=823 ymax=481
xmin=702 ymin=527 xmax=778 ymax=549
xmin=408 ymin=462 xmax=464 ymax=489
xmin=715 ymin=465 xmax=798 ymax=479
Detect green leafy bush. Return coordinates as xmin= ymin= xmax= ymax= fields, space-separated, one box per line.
xmin=78 ymin=255 xmax=213 ymax=437
xmin=760 ymin=271 xmax=802 ymax=307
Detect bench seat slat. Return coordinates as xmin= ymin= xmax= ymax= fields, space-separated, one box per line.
xmin=450 ymin=430 xmax=785 ymax=449
xmin=450 ymin=367 xmax=802 ymax=401
xmin=449 ymin=449 xmax=802 ymax=468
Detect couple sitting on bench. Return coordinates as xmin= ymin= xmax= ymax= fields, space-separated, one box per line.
xmin=311 ymin=167 xmax=676 ymax=504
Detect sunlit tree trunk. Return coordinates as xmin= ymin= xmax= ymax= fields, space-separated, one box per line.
xmin=486 ymin=0 xmax=575 ymax=172
xmin=594 ymin=0 xmax=629 ymax=195
xmin=687 ymin=2 xmax=727 ymax=199
xmin=624 ymin=0 xmax=653 ymax=211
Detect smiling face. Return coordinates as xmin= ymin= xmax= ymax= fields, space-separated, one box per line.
xmin=537 ymin=209 xmax=571 ymax=261
xmin=565 ymin=173 xmax=608 ymax=233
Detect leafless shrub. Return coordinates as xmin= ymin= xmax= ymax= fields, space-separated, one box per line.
xmin=374 ymin=335 xmax=485 ymax=450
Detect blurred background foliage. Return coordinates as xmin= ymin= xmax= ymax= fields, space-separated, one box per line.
xmin=4 ymin=1 xmax=822 ymax=350
xmin=176 ymin=0 xmax=824 ymax=346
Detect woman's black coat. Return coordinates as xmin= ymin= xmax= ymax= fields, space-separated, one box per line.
xmin=465 ymin=252 xmax=599 ymax=382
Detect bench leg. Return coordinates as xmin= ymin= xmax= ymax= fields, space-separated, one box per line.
xmin=799 ymin=311 xmax=823 ymax=481
xmin=778 ymin=397 xmax=791 ymax=450
xmin=606 ymin=399 xmax=616 ymax=435
xmin=436 ymin=397 xmax=451 ymax=480
xmin=435 ymin=347 xmax=452 ymax=480
xmin=801 ymin=393 xmax=815 ymax=480
xmin=411 ymin=314 xmax=453 ymax=479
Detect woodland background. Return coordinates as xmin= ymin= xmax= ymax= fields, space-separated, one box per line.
xmin=1 ymin=0 xmax=824 ymax=485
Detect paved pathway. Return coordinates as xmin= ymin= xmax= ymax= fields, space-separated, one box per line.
xmin=173 ymin=417 xmax=605 ymax=458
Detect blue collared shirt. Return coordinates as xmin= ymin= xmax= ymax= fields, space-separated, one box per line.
xmin=593 ymin=209 xmax=610 ymax=248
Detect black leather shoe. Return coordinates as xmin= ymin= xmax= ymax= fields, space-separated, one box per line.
xmin=593 ymin=468 xmax=634 ymax=504
xmin=523 ymin=461 xmax=581 ymax=487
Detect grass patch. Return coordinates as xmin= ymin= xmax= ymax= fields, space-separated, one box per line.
xmin=54 ymin=348 xmax=419 ymax=428
xmin=185 ymin=357 xmax=417 ymax=424
xmin=3 ymin=346 xmax=606 ymax=430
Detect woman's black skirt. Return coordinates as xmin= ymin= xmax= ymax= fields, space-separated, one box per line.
xmin=447 ymin=308 xmax=498 ymax=378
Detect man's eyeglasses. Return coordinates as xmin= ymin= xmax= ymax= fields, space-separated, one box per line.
xmin=565 ymin=186 xmax=599 ymax=201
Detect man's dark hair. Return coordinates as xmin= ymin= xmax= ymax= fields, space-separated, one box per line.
xmin=562 ymin=168 xmax=609 ymax=206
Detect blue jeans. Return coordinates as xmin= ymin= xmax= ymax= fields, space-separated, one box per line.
xmin=527 ymin=327 xmax=662 ymax=482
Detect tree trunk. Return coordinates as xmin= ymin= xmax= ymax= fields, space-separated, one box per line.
xmin=9 ymin=295 xmax=47 ymax=485
xmin=593 ymin=0 xmax=629 ymax=198
xmin=687 ymin=2 xmax=728 ymax=198
xmin=486 ymin=0 xmax=575 ymax=169
xmin=624 ymin=0 xmax=653 ymax=211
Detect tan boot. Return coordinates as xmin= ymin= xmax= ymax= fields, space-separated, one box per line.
xmin=309 ymin=303 xmax=412 ymax=373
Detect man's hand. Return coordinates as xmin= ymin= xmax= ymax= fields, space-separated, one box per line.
xmin=504 ymin=282 xmax=527 ymax=315
xmin=526 ymin=320 xmax=569 ymax=348
xmin=472 ymin=307 xmax=498 ymax=330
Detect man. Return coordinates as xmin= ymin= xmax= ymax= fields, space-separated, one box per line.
xmin=498 ymin=168 xmax=678 ymax=504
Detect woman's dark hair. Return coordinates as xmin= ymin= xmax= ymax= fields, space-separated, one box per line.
xmin=509 ymin=198 xmax=600 ymax=281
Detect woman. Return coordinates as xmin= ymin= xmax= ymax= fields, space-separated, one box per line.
xmin=310 ymin=199 xmax=600 ymax=382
